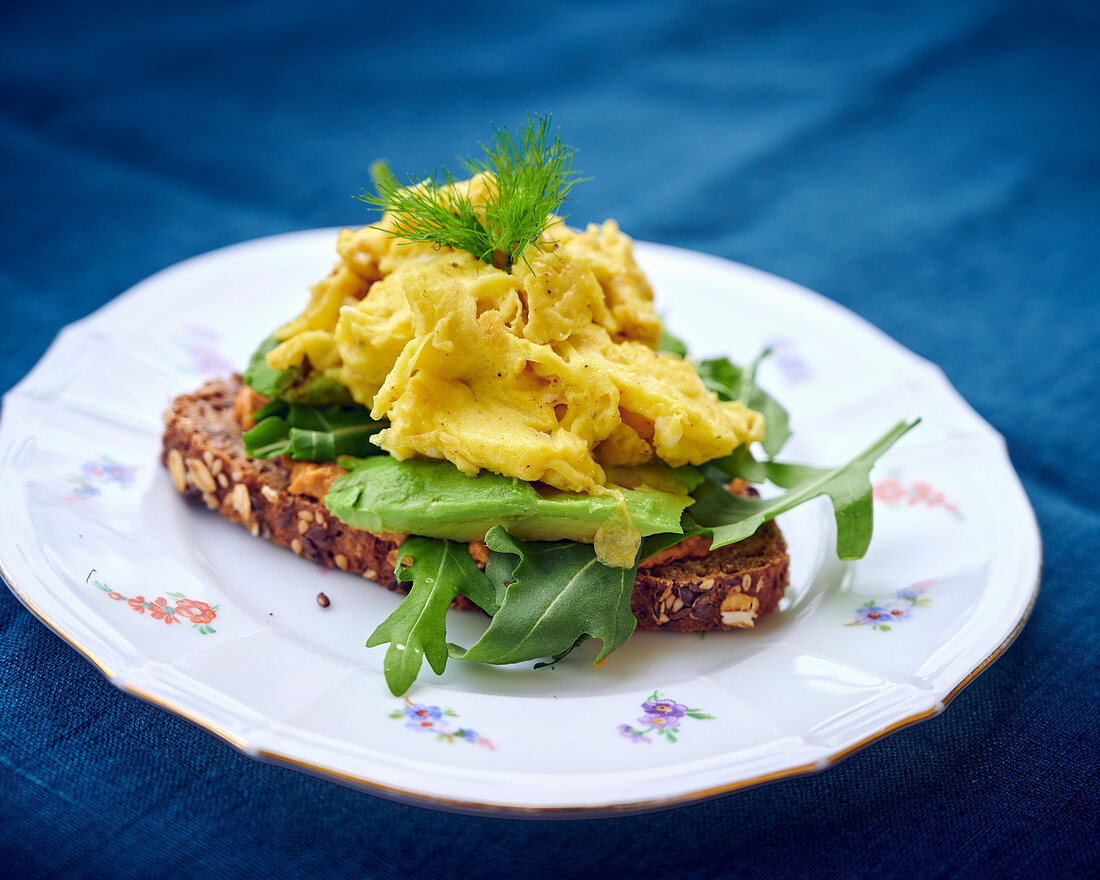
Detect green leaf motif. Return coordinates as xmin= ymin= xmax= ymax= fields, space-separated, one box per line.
xmin=366 ymin=537 xmax=495 ymax=696
xmin=450 ymin=526 xmax=638 ymax=666
xmin=694 ymin=419 xmax=919 ymax=560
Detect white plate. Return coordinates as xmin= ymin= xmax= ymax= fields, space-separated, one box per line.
xmin=0 ymin=230 xmax=1040 ymax=815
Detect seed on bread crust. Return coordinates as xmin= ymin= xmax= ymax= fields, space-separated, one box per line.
xmin=167 ymin=449 xmax=186 ymax=493
xmin=232 ymin=482 xmax=251 ymax=519
xmin=187 ymin=458 xmax=217 ymax=495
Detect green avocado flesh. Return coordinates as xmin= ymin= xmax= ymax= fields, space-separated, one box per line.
xmin=324 ymin=456 xmax=701 ymax=543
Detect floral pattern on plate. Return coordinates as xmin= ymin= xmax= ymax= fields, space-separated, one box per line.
xmin=174 ymin=325 xmax=234 ymax=377
xmin=91 ymin=576 xmax=220 ymax=634
xmin=617 ymin=691 xmax=714 ymax=744
xmin=762 ymin=336 xmax=812 ymax=385
xmin=873 ymin=470 xmax=963 ymax=519
xmin=845 ymin=580 xmax=935 ymax=632
xmin=66 ymin=457 xmax=137 ymax=500
xmin=389 ymin=698 xmax=495 ymax=750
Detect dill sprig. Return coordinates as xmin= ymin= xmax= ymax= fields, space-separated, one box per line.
xmin=357 ymin=115 xmax=584 ymax=270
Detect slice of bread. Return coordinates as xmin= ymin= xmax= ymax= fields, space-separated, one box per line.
xmin=161 ymin=377 xmax=789 ymax=631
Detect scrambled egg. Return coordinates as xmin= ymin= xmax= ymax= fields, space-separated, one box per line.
xmin=266 ymin=175 xmax=764 ymax=496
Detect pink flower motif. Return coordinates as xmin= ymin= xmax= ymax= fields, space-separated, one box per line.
xmin=873 ymin=478 xmax=906 ymax=503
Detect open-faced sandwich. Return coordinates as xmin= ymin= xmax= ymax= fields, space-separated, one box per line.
xmin=161 ymin=117 xmax=916 ymax=695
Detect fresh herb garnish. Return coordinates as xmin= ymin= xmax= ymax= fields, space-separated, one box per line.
xmin=242 ymin=400 xmax=385 ymax=462
xmin=357 ymin=115 xmax=585 ymax=270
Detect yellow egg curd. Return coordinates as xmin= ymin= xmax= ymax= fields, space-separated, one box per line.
xmin=264 ymin=175 xmax=764 ymax=497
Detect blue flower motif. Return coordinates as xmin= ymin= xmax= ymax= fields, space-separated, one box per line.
xmin=855 ymin=605 xmax=892 ymax=625
xmin=457 ymin=728 xmax=480 ymax=743
xmin=403 ymin=703 xmax=443 ymax=722
xmin=883 ymin=604 xmax=912 ymax=623
xmin=102 ymin=463 xmax=134 ymax=482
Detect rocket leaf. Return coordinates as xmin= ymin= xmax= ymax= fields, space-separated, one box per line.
xmin=242 ymin=401 xmax=386 ymax=462
xmin=693 ymin=419 xmax=919 ymax=560
xmin=243 ymin=334 xmax=353 ymax=405
xmin=365 ymin=537 xmax=496 ymax=696
xmin=449 ymin=526 xmax=639 ymax=666
xmin=695 ymin=350 xmax=791 ymax=457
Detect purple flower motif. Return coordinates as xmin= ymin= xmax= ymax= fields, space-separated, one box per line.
xmin=190 ymin=345 xmax=234 ymax=376
xmin=639 ymin=714 xmax=682 ymax=730
xmin=406 ymin=719 xmax=439 ymax=732
xmin=617 ymin=723 xmax=651 ymax=744
xmin=641 ymin=698 xmax=688 ymax=719
xmin=403 ymin=703 xmax=443 ymax=722
xmin=457 ymin=728 xmax=480 ymax=743
xmin=855 ymin=605 xmax=892 ymax=625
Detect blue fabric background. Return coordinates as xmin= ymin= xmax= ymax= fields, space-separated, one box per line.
xmin=1 ymin=1 xmax=1097 ymax=877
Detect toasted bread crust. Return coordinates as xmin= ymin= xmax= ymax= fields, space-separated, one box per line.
xmin=161 ymin=377 xmax=789 ymax=630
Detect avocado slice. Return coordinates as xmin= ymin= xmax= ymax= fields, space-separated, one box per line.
xmin=325 ymin=456 xmax=700 ymax=544
xmin=243 ymin=334 xmax=353 ymax=405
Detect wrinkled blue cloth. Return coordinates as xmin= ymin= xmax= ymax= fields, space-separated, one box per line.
xmin=1 ymin=1 xmax=1097 ymax=877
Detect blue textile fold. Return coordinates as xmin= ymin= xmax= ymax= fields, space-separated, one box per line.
xmin=1 ymin=1 xmax=1097 ymax=877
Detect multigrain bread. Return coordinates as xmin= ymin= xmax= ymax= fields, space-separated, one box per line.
xmin=161 ymin=376 xmax=789 ymax=631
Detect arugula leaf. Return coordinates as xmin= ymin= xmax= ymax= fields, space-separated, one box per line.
xmin=693 ymin=419 xmax=919 ymax=559
xmin=242 ymin=401 xmax=385 ymax=462
xmin=450 ymin=526 xmax=638 ymax=666
xmin=243 ymin=334 xmax=354 ymax=405
xmin=358 ymin=115 xmax=585 ymax=270
xmin=533 ymin=635 xmax=590 ymax=669
xmin=365 ymin=537 xmax=496 ymax=696
xmin=695 ymin=351 xmax=791 ymax=457
xmin=657 ymin=327 xmax=689 ymax=358
xmin=243 ymin=334 xmax=294 ymax=399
